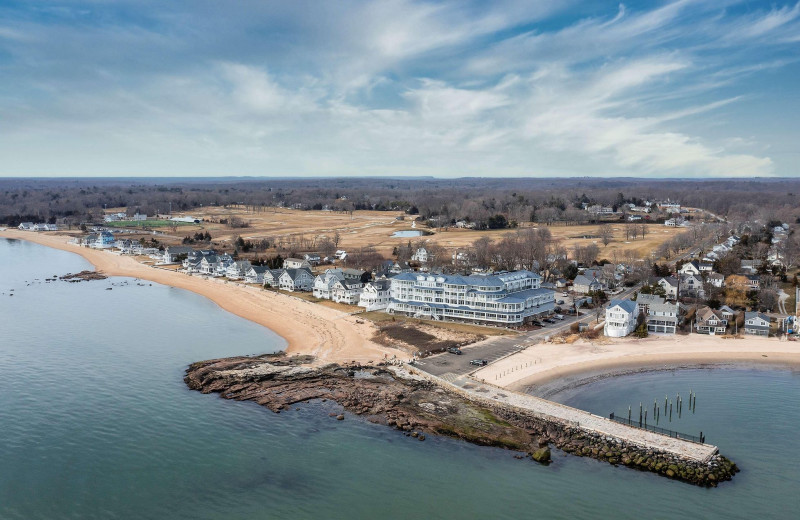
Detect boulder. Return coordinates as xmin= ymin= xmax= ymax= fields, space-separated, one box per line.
xmin=531 ymin=447 xmax=551 ymax=464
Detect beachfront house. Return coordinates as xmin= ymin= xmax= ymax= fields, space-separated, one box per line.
xmin=244 ymin=265 xmax=269 ymax=284
xmin=225 ymin=260 xmax=252 ymax=280
xmin=358 ymin=279 xmax=391 ymax=311
xmin=695 ymin=307 xmax=727 ymax=335
xmin=719 ymin=305 xmax=736 ymax=321
xmin=313 ymin=268 xmax=344 ymax=299
xmin=647 ymin=301 xmax=679 ymax=334
xmin=162 ymin=246 xmax=195 ymax=264
xmin=198 ymin=255 xmax=220 ymax=276
xmin=743 ymin=312 xmax=770 ymax=336
xmin=213 ymin=254 xmax=234 ymax=277
xmin=387 ymin=270 xmax=555 ymax=326
xmin=603 ymin=300 xmax=639 ymax=337
xmin=278 ymin=268 xmax=314 ymax=292
xmin=330 ymin=278 xmax=364 ymax=305
xmin=90 ymin=231 xmax=116 ymax=249
xmin=262 ymin=269 xmax=284 ymax=288
xmin=17 ymin=222 xmax=35 ymax=231
xmin=635 ymin=293 xmax=664 ymax=315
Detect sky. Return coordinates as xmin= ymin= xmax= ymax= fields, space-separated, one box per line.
xmin=1 ymin=0 xmax=799 ymax=178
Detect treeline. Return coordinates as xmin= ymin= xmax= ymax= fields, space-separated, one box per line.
xmin=2 ymin=177 xmax=799 ymax=228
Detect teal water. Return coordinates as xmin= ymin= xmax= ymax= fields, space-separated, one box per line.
xmin=1 ymin=238 xmax=798 ymax=519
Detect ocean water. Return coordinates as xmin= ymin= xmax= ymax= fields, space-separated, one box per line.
xmin=1 ymin=238 xmax=799 ymax=519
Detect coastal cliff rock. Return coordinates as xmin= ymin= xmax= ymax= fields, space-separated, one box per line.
xmin=185 ymin=354 xmax=738 ymax=487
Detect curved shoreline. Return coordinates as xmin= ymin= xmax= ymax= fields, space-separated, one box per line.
xmin=474 ymin=334 xmax=800 ymax=393
xmin=526 ymin=360 xmax=798 ymax=399
xmin=0 ymin=230 xmax=400 ymax=364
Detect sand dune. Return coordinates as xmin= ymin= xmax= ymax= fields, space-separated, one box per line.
xmin=1 ymin=230 xmax=402 ymax=364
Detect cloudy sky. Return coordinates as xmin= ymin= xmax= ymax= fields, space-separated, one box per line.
xmin=1 ymin=0 xmax=799 ymax=177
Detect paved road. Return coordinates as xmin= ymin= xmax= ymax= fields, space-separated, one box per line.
xmin=416 ymin=283 xmax=642 ymax=378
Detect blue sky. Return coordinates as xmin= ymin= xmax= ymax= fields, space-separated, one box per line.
xmin=1 ymin=0 xmax=798 ymax=177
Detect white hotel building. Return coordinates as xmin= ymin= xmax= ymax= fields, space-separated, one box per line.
xmin=386 ymin=271 xmax=554 ymax=326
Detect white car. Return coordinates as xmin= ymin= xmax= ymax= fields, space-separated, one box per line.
xmin=553 ymin=314 xmax=565 ymax=320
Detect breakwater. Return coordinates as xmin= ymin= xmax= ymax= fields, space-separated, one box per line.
xmin=185 ymin=354 xmax=737 ymax=486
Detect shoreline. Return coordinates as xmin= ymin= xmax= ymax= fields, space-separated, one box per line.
xmin=527 ymin=360 xmax=798 ymax=399
xmin=474 ymin=334 xmax=800 ymax=394
xmin=0 ymin=230 xmax=401 ymax=364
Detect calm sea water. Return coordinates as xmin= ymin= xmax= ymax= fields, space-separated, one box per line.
xmin=1 ymin=238 xmax=799 ymax=519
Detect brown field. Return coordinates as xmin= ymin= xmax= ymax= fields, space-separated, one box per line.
xmin=147 ymin=206 xmax=684 ymax=261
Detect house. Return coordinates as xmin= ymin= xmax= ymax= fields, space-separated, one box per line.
xmin=647 ymin=301 xmax=679 ymax=334
xmin=212 ymin=254 xmax=234 ymax=277
xmin=707 ymin=272 xmax=725 ymax=288
xmin=411 ymin=247 xmax=429 ymax=263
xmin=740 ymin=260 xmax=762 ymax=273
xmin=334 ymin=250 xmax=348 ymax=261
xmin=91 ymin=231 xmax=116 ymax=249
xmin=679 ymin=261 xmax=701 ymax=276
xmin=262 ymin=268 xmax=284 ymax=288
xmin=572 ymin=273 xmax=605 ymax=294
xmin=313 ymin=268 xmax=344 ymax=299
xmin=303 ymin=253 xmax=321 ymax=265
xmin=199 ymin=255 xmax=220 ymax=276
xmin=555 ymin=278 xmax=568 ymax=289
xmin=33 ymin=223 xmax=58 ymax=231
xmin=680 ymin=273 xmax=705 ymax=298
xmin=387 ymin=270 xmax=554 ymax=326
xmin=745 ymin=275 xmax=760 ymax=291
xmin=162 ymin=246 xmax=195 ymax=264
xmin=283 ymin=258 xmax=312 ymax=270
xmin=698 ymin=262 xmax=713 ymax=272
xmin=244 ymin=265 xmax=269 ymax=284
xmin=278 ymin=268 xmax=314 ymax=292
xmin=17 ymin=222 xmax=35 ymax=231
xmin=603 ymin=300 xmax=640 ymax=337
xmin=330 ymin=278 xmax=364 ymax=305
xmin=695 ymin=307 xmax=727 ymax=335
xmin=718 ymin=305 xmax=735 ymax=321
xmin=635 ymin=293 xmax=665 ymax=315
xmin=225 ymin=260 xmax=252 ymax=280
xmin=656 ymin=277 xmax=679 ymax=300
xmin=342 ymin=268 xmax=368 ymax=282
xmin=358 ymin=279 xmax=391 ymax=311
xmin=183 ymin=250 xmax=215 ymax=272
xmin=743 ymin=312 xmax=770 ymax=336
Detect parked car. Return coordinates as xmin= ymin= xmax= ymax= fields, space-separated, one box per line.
xmin=557 ymin=300 xmax=565 ymax=305
xmin=469 ymin=359 xmax=488 ymax=366
xmin=544 ymin=318 xmax=556 ymax=324
xmin=447 ymin=347 xmax=462 ymax=355
xmin=553 ymin=314 xmax=565 ymax=320
xmin=532 ymin=320 xmax=544 ymax=327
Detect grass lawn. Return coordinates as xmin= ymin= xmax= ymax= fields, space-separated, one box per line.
xmin=361 ymin=311 xmax=517 ymax=337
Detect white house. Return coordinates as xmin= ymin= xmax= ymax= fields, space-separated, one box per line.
xmin=680 ymin=273 xmax=705 ymax=298
xmin=162 ymin=246 xmax=195 ymax=264
xmin=262 ymin=268 xmax=284 ymax=288
xmin=313 ymin=268 xmax=344 ymax=299
xmin=679 ymin=261 xmax=701 ymax=276
xmin=411 ymin=247 xmax=429 ymax=263
xmin=572 ymin=273 xmax=605 ymax=294
xmin=657 ymin=277 xmax=680 ymax=300
xmin=330 ymin=279 xmax=364 ymax=305
xmin=278 ymin=268 xmax=314 ymax=292
xmin=303 ymin=253 xmax=321 ymax=265
xmin=212 ymin=254 xmax=234 ymax=277
xmin=283 ymin=258 xmax=312 ymax=270
xmin=604 ymin=300 xmax=640 ymax=337
xmin=225 ymin=260 xmax=252 ymax=280
xmin=358 ymin=279 xmax=391 ymax=311
xmin=17 ymin=222 xmax=35 ymax=231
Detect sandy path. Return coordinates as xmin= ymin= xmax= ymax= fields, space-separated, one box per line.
xmin=474 ymin=333 xmax=800 ymax=391
xmin=1 ymin=230 xmax=402 ymax=364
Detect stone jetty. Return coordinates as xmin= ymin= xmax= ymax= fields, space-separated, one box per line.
xmin=185 ymin=353 xmax=738 ymax=487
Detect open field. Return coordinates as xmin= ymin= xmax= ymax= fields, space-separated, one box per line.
xmin=151 ymin=206 xmax=685 ymax=260
xmin=104 ymin=219 xmax=198 ymax=228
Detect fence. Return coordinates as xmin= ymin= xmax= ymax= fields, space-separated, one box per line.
xmin=609 ymin=413 xmax=705 ymax=444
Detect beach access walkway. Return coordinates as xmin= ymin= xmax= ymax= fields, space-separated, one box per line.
xmin=422 ymin=370 xmax=719 ymax=463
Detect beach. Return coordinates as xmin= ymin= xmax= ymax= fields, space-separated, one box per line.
xmin=473 ymin=333 xmax=800 ymax=393
xmin=0 ymin=230 xmax=401 ymax=364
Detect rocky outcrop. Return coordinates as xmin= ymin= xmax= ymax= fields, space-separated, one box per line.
xmin=185 ymin=354 xmax=738 ymax=487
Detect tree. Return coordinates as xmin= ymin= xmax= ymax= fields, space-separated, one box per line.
xmin=725 ymin=275 xmax=750 ymax=308
xmin=599 ymin=224 xmax=613 ymax=247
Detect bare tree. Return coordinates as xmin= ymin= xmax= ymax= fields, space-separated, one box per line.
xmin=599 ymin=224 xmax=613 ymax=247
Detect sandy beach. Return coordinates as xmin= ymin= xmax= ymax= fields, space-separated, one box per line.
xmin=474 ymin=333 xmax=800 ymax=393
xmin=0 ymin=230 xmax=402 ymax=364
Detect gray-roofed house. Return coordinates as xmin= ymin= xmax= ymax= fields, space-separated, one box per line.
xmin=330 ymin=278 xmax=364 ymax=305
xmin=647 ymin=301 xmax=679 ymax=334
xmin=244 ymin=265 xmax=269 ymax=284
xmin=162 ymin=246 xmax=195 ymax=264
xmin=278 ymin=268 xmax=314 ymax=292
xmin=572 ymin=273 xmax=605 ymax=295
xmin=358 ymin=279 xmax=391 ymax=311
xmin=604 ymin=299 xmax=639 ymax=337
xmin=657 ymin=276 xmax=680 ymax=299
xmin=743 ymin=312 xmax=770 ymax=336
xmin=283 ymin=257 xmax=312 ymax=270
xmin=695 ymin=306 xmax=727 ymax=335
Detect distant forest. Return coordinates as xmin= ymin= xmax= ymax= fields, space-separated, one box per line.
xmin=1 ymin=177 xmax=798 ymax=228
